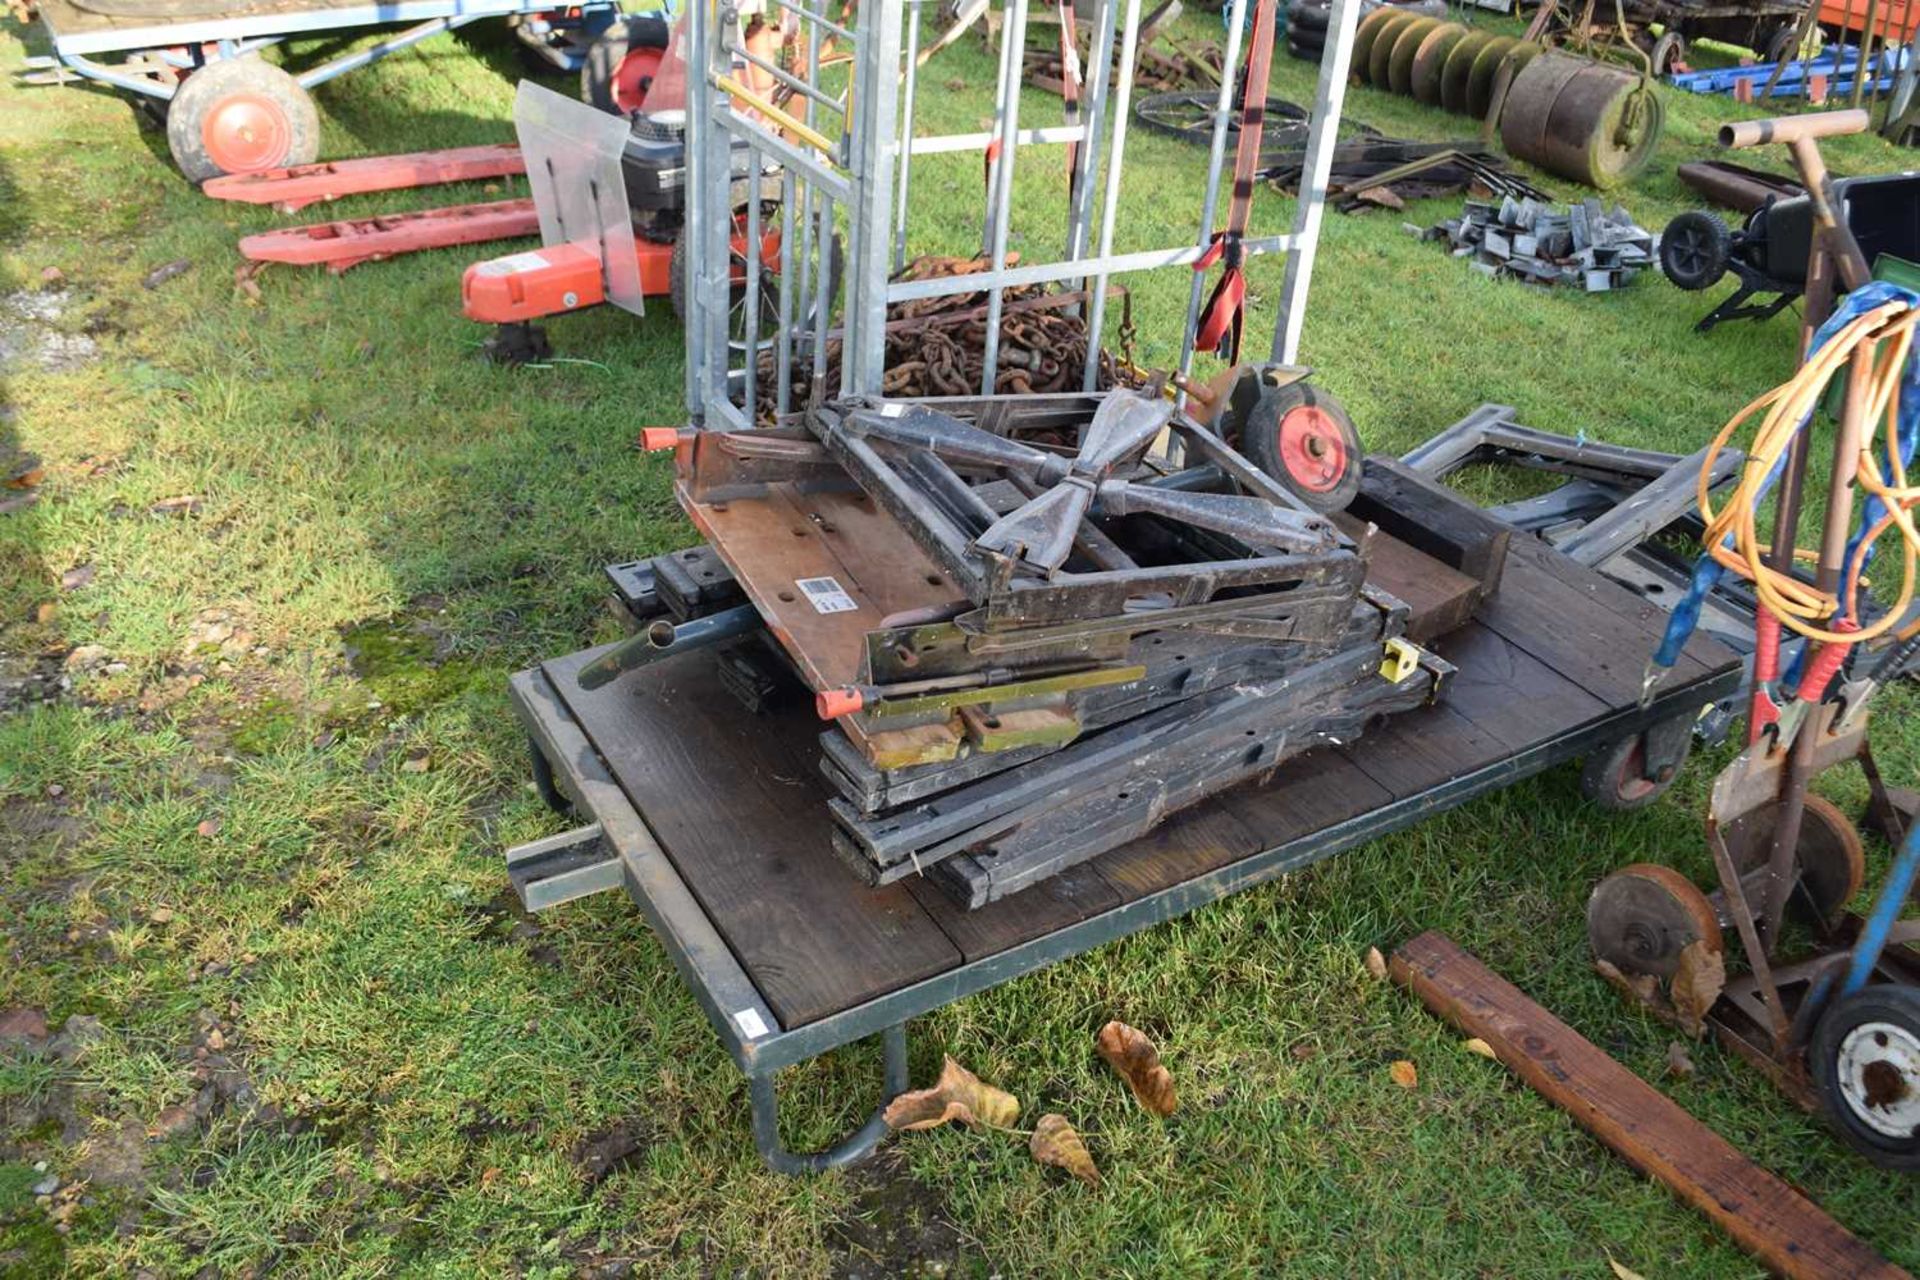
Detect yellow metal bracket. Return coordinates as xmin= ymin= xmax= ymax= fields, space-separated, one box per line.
xmin=1381 ymin=637 xmax=1421 ymax=684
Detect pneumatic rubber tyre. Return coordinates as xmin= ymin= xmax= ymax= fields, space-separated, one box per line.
xmin=1811 ymin=984 xmax=1920 ymax=1170
xmin=1660 ymin=210 xmax=1733 ymax=292
xmin=581 ymin=14 xmax=672 ymax=118
xmin=1240 ymin=380 xmax=1363 ymax=514
xmin=165 ymin=56 xmax=319 ymax=183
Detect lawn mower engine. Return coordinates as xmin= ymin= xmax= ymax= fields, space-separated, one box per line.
xmin=1660 ymin=171 xmax=1920 ymax=333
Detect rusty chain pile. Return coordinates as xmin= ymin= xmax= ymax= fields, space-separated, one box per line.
xmin=755 ymin=255 xmax=1135 ymax=416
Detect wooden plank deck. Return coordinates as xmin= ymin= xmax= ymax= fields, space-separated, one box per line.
xmin=543 ymin=533 xmax=1738 ymax=1033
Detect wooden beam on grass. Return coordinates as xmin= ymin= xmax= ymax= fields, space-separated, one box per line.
xmin=1389 ymin=931 xmax=1909 ymax=1280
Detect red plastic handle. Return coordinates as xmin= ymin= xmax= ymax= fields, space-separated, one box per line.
xmin=1798 ymin=621 xmax=1860 ymax=704
xmin=1753 ymin=607 xmax=1781 ymax=684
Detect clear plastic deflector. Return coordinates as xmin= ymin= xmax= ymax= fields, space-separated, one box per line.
xmin=514 ymin=80 xmax=644 ymax=316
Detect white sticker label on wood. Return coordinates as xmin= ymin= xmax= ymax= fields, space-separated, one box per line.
xmin=795 ymin=576 xmax=858 ymax=614
xmin=733 ymin=1008 xmax=769 ymax=1039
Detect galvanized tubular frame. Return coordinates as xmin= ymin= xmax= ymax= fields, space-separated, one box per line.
xmin=684 ymin=0 xmax=1358 ymax=422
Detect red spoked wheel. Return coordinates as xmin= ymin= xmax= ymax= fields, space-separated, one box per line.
xmin=165 ymin=56 xmax=318 ymax=183
xmin=1238 ymin=378 xmax=1364 ymax=513
xmin=582 ymin=16 xmax=672 ymax=118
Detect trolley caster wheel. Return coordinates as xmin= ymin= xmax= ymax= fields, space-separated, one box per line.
xmin=1811 ymin=983 xmax=1920 ymax=1170
xmin=581 ymin=14 xmax=671 ymax=118
xmin=1580 ymin=719 xmax=1692 ymax=812
xmin=1648 ymin=30 xmax=1687 ymax=76
xmin=528 ymin=735 xmax=572 ymax=816
xmin=1659 ymin=211 xmax=1733 ymax=293
xmin=1588 ymin=863 xmax=1723 ymax=981
xmin=1237 ymin=377 xmax=1363 ymax=514
xmin=481 ymin=322 xmax=553 ymax=366
xmin=166 ymin=55 xmax=319 ymax=183
xmin=1721 ymin=793 xmax=1866 ymax=928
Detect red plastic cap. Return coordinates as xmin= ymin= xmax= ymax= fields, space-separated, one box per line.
xmin=816 ymin=687 xmax=864 ymax=720
xmin=640 ymin=427 xmax=682 ymax=452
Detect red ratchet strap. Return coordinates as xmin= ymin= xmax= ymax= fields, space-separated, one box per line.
xmin=1194 ymin=0 xmax=1280 ymax=363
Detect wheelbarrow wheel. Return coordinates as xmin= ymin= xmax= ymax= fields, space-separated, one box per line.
xmin=166 ymin=55 xmax=319 ymax=184
xmin=1660 ymin=211 xmax=1732 ymax=292
xmin=1649 ymin=30 xmax=1686 ymax=76
xmin=1239 ymin=380 xmax=1363 ymax=514
xmin=1580 ymin=720 xmax=1692 ymax=811
xmin=582 ymin=15 xmax=672 ymax=118
xmin=1811 ymin=983 xmax=1920 ymax=1170
xmin=1587 ymin=863 xmax=1723 ymax=981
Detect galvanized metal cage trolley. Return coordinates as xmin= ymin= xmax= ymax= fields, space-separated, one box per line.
xmin=677 ymin=0 xmax=1360 ymax=428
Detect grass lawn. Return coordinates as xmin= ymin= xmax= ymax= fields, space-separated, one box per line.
xmin=2 ymin=6 xmax=1918 ymax=1276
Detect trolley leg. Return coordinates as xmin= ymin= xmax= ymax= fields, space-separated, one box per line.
xmin=748 ymin=1023 xmax=908 ymax=1175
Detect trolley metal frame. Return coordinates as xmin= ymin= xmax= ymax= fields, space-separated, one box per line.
xmin=21 ymin=0 xmax=626 ymax=104
xmin=680 ymin=0 xmax=1362 ymax=429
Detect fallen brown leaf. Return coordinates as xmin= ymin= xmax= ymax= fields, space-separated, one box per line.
xmin=1364 ymin=946 xmax=1388 ymax=981
xmin=1665 ymin=1040 xmax=1696 ymax=1080
xmin=31 ymin=601 xmax=56 ymax=624
xmin=1462 ymin=1038 xmax=1496 ymax=1061
xmin=40 ymin=266 xmax=63 ymax=284
xmin=1607 ymin=1256 xmax=1649 ymax=1280
xmin=1594 ymin=958 xmax=1661 ymax=1009
xmin=1095 ymin=1021 xmax=1176 ymax=1116
xmin=1030 ymin=1114 xmax=1098 ymax=1186
xmin=234 ymin=261 xmax=266 ymax=303
xmin=149 ymin=907 xmax=175 ymax=925
xmin=882 ymin=1055 xmax=1019 ymax=1131
xmin=195 ymin=818 xmax=221 ymax=838
xmin=1389 ymin=1060 xmax=1418 ymax=1090
xmin=1670 ymin=941 xmax=1725 ymax=1039
xmin=141 ymin=259 xmax=191 ymax=291
xmin=401 ymin=754 xmax=431 ymax=774
xmin=149 ymin=495 xmax=203 ymax=517
xmin=60 ymin=564 xmax=94 ymax=591
xmin=1354 ymin=185 xmax=1407 ymax=211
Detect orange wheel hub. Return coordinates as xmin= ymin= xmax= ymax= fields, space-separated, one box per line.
xmin=201 ymin=92 xmax=292 ymax=174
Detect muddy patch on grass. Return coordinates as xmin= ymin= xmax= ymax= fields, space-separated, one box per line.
xmin=827 ymin=1153 xmax=973 ymax=1280
xmin=0 ymin=291 xmax=98 ymax=374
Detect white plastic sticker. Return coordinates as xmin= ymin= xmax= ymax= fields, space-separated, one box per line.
xmin=734 ymin=1008 xmax=769 ymax=1039
xmin=473 ymin=250 xmax=551 ymax=277
xmin=796 ymin=576 xmax=858 ymax=614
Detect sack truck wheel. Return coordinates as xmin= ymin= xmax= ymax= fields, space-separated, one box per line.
xmin=1659 ymin=210 xmax=1733 ymax=292
xmin=582 ymin=15 xmax=672 ymax=118
xmin=1649 ymin=30 xmax=1686 ymax=75
xmin=165 ymin=55 xmax=319 ymax=184
xmin=1240 ymin=379 xmax=1363 ymax=514
xmin=1811 ymin=983 xmax=1920 ymax=1170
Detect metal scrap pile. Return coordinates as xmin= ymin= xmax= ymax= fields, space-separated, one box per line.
xmin=1262 ymin=134 xmax=1551 ymax=211
xmin=1420 ymin=196 xmax=1658 ymax=291
xmin=754 ymin=255 xmax=1123 ymax=414
xmin=1024 ymin=2 xmax=1224 ymax=96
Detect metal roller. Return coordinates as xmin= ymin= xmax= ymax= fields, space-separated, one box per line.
xmin=1409 ymin=22 xmax=1467 ymax=105
xmin=1499 ymin=52 xmax=1663 ymax=188
xmin=1440 ymin=30 xmax=1498 ymax=114
xmin=1464 ymin=35 xmax=1519 ymax=119
xmin=1350 ymin=6 xmax=1408 ymax=86
xmin=1387 ymin=16 xmax=1444 ymax=96
xmin=1366 ymin=10 xmax=1426 ymax=87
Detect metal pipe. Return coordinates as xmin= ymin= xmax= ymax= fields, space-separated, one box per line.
xmin=294 ymin=13 xmax=476 ymax=87
xmin=744 ymin=158 xmax=763 ymax=426
xmin=1853 ymin=0 xmax=1881 ymax=106
xmin=894 ymin=2 xmax=923 ymax=274
xmin=979 ymin=0 xmax=1032 ymax=395
xmin=1175 ymin=0 xmax=1252 ymax=394
xmin=1719 ymin=108 xmax=1871 ymax=146
xmin=1272 ymin=0 xmax=1362 ymax=365
xmin=889 ymin=235 xmax=1297 ymax=302
xmin=1840 ymin=820 xmax=1920 ymax=996
xmin=1081 ymin=0 xmax=1147 ymax=392
xmin=1066 ymin=0 xmax=1119 ymax=278
xmin=575 ymin=604 xmax=766 ymax=690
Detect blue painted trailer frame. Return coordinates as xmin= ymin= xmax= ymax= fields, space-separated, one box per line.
xmin=25 ymin=0 xmax=626 ymax=102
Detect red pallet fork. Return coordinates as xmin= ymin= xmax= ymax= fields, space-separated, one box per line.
xmin=206 ymin=142 xmax=543 ymax=275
